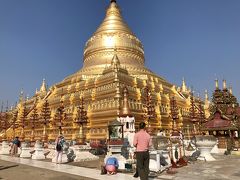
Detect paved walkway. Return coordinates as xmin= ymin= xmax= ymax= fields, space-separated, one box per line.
xmin=0 ymin=159 xmax=91 ymax=180
xmin=156 ymin=154 xmax=240 ymax=180
xmin=1 ymin=154 xmax=240 ymax=180
xmin=0 ymin=155 xmax=135 ymax=180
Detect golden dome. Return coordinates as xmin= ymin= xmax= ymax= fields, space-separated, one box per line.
xmin=82 ymin=0 xmax=145 ymax=73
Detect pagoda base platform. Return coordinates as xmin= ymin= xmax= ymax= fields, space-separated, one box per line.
xmin=0 ymin=141 xmax=10 ymax=155
xmin=32 ymin=141 xmax=45 ymax=160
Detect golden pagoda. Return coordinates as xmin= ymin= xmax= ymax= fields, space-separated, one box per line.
xmin=3 ymin=0 xmax=201 ymax=142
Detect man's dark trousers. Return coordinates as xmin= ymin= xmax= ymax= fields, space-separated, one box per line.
xmin=136 ymin=151 xmax=149 ymax=180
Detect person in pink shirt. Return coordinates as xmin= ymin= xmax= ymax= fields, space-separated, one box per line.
xmin=133 ymin=122 xmax=152 ymax=180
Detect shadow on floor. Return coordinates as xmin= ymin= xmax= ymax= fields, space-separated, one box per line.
xmin=0 ymin=164 xmax=19 ymax=171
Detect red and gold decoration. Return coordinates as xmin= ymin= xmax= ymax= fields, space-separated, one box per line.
xmin=74 ymin=97 xmax=88 ymax=144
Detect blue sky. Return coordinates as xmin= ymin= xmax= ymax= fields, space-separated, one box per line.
xmin=1 ymin=0 xmax=240 ymax=107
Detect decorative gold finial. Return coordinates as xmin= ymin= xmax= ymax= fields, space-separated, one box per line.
xmin=215 ymin=79 xmax=219 ymax=89
xmin=40 ymin=78 xmax=47 ymax=92
xmin=121 ymin=87 xmax=131 ymax=116
xmin=229 ymin=86 xmax=233 ymax=94
xmin=223 ymin=79 xmax=226 ymax=90
xmin=205 ymin=89 xmax=209 ymax=101
xmin=19 ymin=89 xmax=24 ymax=102
xmin=181 ymin=77 xmax=187 ymax=92
xmin=111 ymin=49 xmax=120 ymax=69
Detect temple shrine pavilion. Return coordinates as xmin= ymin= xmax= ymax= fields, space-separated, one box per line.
xmin=202 ymin=79 xmax=240 ymax=149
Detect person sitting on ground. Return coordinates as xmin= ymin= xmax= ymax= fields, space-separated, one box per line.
xmin=105 ymin=154 xmax=119 ymax=175
xmin=10 ymin=136 xmax=21 ymax=156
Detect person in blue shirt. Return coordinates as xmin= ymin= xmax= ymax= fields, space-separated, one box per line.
xmin=105 ymin=155 xmax=119 ymax=175
xmin=10 ymin=137 xmax=21 ymax=156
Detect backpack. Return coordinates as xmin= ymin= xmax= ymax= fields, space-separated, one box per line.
xmin=17 ymin=141 xmax=21 ymax=147
xmin=56 ymin=143 xmax=62 ymax=151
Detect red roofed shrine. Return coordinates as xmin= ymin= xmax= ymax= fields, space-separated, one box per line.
xmin=202 ymin=80 xmax=240 ymax=149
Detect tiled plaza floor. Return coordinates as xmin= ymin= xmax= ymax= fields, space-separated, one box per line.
xmin=0 ymin=154 xmax=240 ymax=180
xmin=0 ymin=155 xmax=135 ymax=180
xmin=157 ymin=154 xmax=240 ymax=180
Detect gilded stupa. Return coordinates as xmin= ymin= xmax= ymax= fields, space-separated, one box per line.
xmin=2 ymin=0 xmax=204 ymax=141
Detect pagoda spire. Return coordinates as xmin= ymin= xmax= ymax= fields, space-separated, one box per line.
xmin=205 ymin=89 xmax=209 ymax=101
xmin=111 ymin=49 xmax=121 ymax=69
xmin=19 ymin=89 xmax=24 ymax=102
xmin=223 ymin=79 xmax=227 ymax=90
xmin=40 ymin=78 xmax=47 ymax=92
xmin=215 ymin=79 xmax=219 ymax=90
xmin=121 ymin=87 xmax=131 ymax=116
xmin=181 ymin=77 xmax=187 ymax=93
xmin=229 ymin=86 xmax=233 ymax=94
xmin=83 ymin=0 xmax=145 ymax=73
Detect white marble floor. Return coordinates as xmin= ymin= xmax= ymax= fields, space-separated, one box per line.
xmin=0 ymin=155 xmax=136 ymax=180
